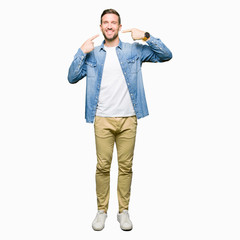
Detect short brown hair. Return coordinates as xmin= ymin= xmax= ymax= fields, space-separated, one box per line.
xmin=100 ymin=9 xmax=121 ymax=24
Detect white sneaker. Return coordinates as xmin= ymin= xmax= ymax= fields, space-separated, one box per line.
xmin=117 ymin=210 xmax=133 ymax=231
xmin=92 ymin=210 xmax=107 ymax=231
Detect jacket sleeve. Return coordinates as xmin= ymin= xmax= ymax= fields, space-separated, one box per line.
xmin=67 ymin=48 xmax=87 ymax=84
xmin=140 ymin=35 xmax=172 ymax=63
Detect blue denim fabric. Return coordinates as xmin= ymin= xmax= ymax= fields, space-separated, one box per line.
xmin=68 ymin=35 xmax=172 ymax=123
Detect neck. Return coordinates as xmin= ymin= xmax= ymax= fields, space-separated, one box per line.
xmin=104 ymin=37 xmax=120 ymax=47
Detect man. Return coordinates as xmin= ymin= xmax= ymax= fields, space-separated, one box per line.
xmin=68 ymin=9 xmax=172 ymax=231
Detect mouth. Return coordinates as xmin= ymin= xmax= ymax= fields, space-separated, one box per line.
xmin=106 ymin=29 xmax=114 ymax=35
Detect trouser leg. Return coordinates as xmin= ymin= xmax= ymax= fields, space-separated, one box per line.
xmin=116 ymin=116 xmax=137 ymax=213
xmin=94 ymin=116 xmax=115 ymax=213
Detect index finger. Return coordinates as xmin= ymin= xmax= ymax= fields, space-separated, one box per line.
xmin=122 ymin=29 xmax=132 ymax=33
xmin=89 ymin=34 xmax=99 ymax=41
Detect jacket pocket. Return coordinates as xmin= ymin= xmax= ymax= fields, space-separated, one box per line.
xmin=127 ymin=56 xmax=140 ymax=74
xmin=86 ymin=61 xmax=97 ymax=77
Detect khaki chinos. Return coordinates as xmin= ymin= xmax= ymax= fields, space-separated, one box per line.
xmin=94 ymin=115 xmax=137 ymax=213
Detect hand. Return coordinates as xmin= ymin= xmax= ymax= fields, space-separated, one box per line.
xmin=80 ymin=34 xmax=99 ymax=54
xmin=122 ymin=28 xmax=145 ymax=41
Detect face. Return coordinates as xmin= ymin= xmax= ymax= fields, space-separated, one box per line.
xmin=100 ymin=13 xmax=122 ymax=41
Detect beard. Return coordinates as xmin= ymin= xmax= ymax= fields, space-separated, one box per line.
xmin=102 ymin=31 xmax=119 ymax=42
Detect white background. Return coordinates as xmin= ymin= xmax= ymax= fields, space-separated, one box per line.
xmin=0 ymin=0 xmax=240 ymax=239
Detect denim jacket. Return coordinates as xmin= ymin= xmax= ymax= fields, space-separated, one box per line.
xmin=68 ymin=35 xmax=172 ymax=123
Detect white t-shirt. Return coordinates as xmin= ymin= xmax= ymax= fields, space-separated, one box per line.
xmin=96 ymin=46 xmax=135 ymax=117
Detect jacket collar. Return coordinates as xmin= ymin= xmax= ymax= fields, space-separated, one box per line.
xmin=99 ymin=39 xmax=123 ymax=51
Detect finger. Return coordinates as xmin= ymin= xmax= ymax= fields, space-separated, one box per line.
xmin=89 ymin=34 xmax=99 ymax=41
xmin=122 ymin=29 xmax=132 ymax=33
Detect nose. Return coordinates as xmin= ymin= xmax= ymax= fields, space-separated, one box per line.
xmin=107 ymin=23 xmax=112 ymax=29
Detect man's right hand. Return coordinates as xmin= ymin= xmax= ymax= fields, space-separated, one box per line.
xmin=80 ymin=34 xmax=99 ymax=54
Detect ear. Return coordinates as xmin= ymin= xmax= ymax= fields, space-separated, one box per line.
xmin=119 ymin=24 xmax=122 ymax=31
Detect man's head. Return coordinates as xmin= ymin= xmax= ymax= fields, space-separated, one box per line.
xmin=100 ymin=9 xmax=122 ymax=42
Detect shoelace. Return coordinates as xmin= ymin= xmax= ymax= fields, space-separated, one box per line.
xmin=96 ymin=211 xmax=105 ymax=222
xmin=121 ymin=211 xmax=130 ymax=223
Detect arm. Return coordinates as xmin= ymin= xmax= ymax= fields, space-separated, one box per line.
xmin=67 ymin=48 xmax=87 ymax=84
xmin=141 ymin=35 xmax=172 ymax=63
xmin=122 ymin=28 xmax=172 ymax=63
xmin=67 ymin=34 xmax=99 ymax=84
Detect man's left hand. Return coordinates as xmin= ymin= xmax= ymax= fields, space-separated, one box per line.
xmin=122 ymin=28 xmax=146 ymax=41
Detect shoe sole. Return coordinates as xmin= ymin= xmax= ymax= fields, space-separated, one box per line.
xmin=120 ymin=226 xmax=133 ymax=231
xmin=92 ymin=226 xmax=104 ymax=231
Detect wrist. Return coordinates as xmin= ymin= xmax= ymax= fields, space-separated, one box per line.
xmin=80 ymin=47 xmax=86 ymax=54
xmin=142 ymin=32 xmax=150 ymax=41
